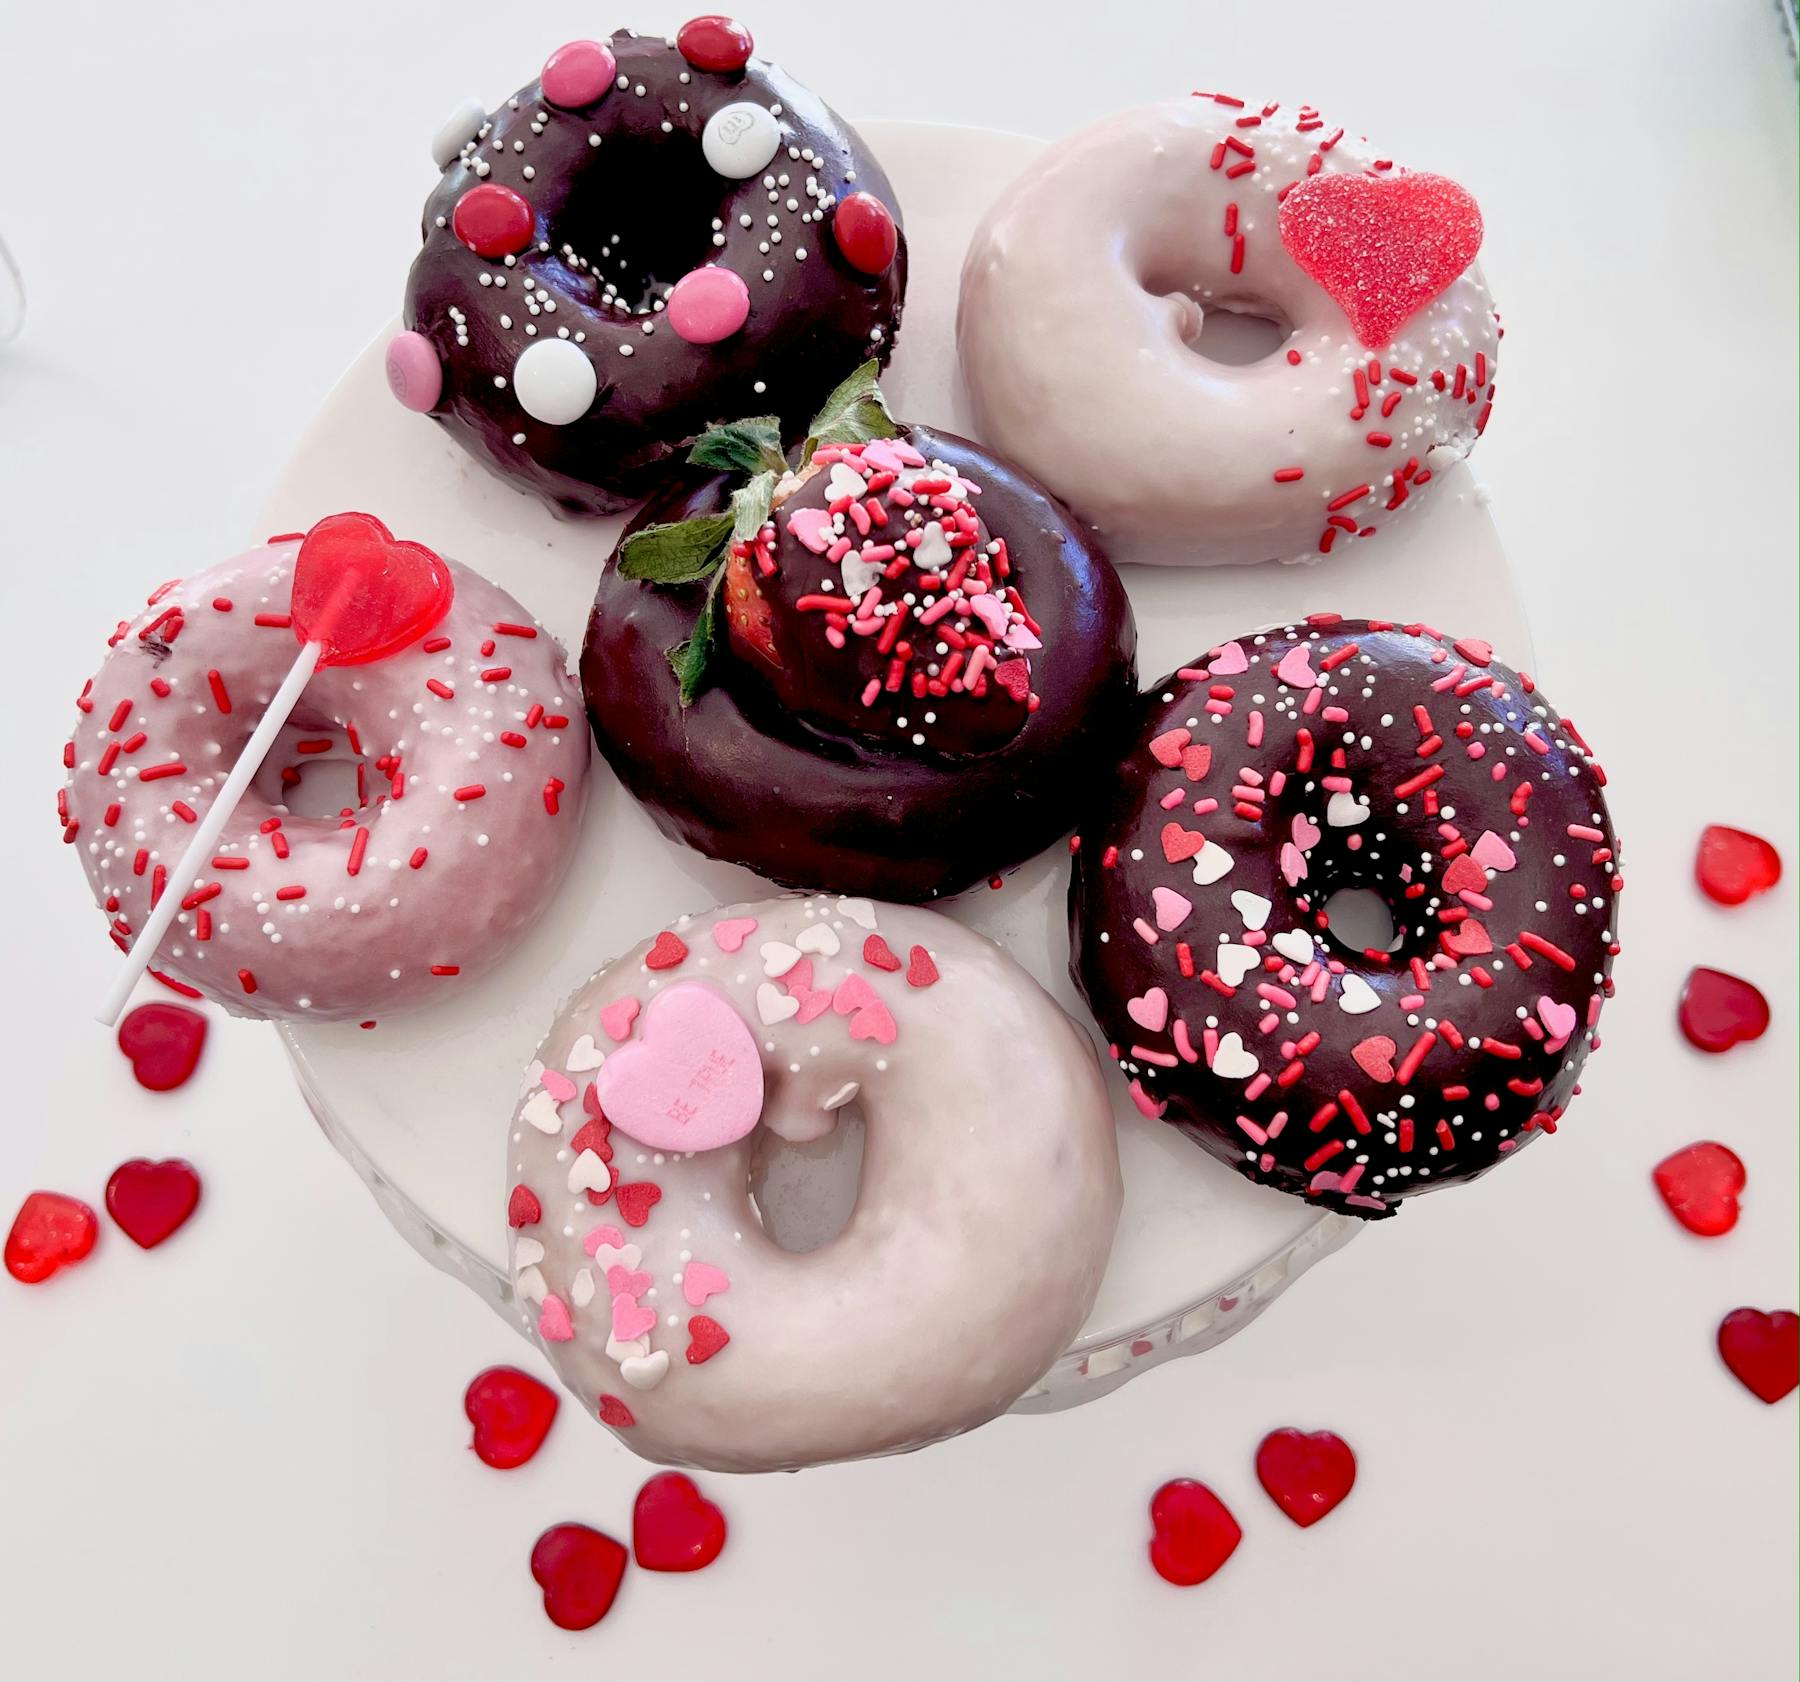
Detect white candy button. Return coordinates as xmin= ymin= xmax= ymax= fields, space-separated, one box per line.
xmin=513 ymin=338 xmax=598 ymax=426
xmin=431 ymin=97 xmax=489 ymax=170
xmin=702 ymin=102 xmax=781 ymax=180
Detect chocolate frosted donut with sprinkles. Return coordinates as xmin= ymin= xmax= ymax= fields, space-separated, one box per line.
xmin=1069 ymin=618 xmax=1622 ymax=1217
xmin=958 ymin=95 xmax=1499 ymax=565
xmin=59 ymin=531 xmax=589 ymax=1021
xmin=395 ymin=22 xmax=906 ymax=516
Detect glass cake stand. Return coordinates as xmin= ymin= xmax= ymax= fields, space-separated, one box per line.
xmin=260 ymin=121 xmax=1530 ymax=1413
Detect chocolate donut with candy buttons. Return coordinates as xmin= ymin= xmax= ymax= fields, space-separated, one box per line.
xmin=1070 ymin=617 xmax=1622 ymax=1218
xmin=395 ymin=21 xmax=906 ymax=515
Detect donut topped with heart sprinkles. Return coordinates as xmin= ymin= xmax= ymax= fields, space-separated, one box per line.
xmin=1070 ymin=616 xmax=1622 ymax=1217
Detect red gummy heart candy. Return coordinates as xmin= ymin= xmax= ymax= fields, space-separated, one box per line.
xmin=1696 ymin=825 xmax=1782 ymax=906
xmin=1678 ymin=967 xmax=1770 ymax=1053
xmin=465 ymin=1365 xmax=559 ymax=1469
xmin=291 ymin=512 xmax=454 ymax=669
xmin=116 ymin=1002 xmax=207 ymax=1092
xmin=529 ymin=1523 xmax=628 ymax=1631
xmin=5 ymin=1191 xmax=99 ymax=1284
xmin=1717 ymin=1308 xmax=1798 ymax=1404
xmin=1255 ymin=1428 xmax=1356 ymax=1528
xmin=1147 ymin=1479 xmax=1241 ymax=1586
xmin=105 ymin=1159 xmax=201 ymax=1249
xmin=1279 ymin=170 xmax=1484 ymax=348
xmin=1652 ymin=1142 xmax=1745 ymax=1237
xmin=633 ymin=1472 xmax=728 ymax=1573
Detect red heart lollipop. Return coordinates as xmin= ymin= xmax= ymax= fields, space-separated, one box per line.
xmin=633 ymin=1472 xmax=728 ymax=1572
xmin=1695 ymin=825 xmax=1782 ymax=906
xmin=290 ymin=512 xmax=453 ymax=668
xmin=1279 ymin=171 xmax=1484 ymax=348
xmin=116 ymin=1002 xmax=208 ymax=1092
xmin=105 ymin=1159 xmax=202 ymax=1248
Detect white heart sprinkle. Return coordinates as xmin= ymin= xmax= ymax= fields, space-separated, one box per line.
xmin=912 ymin=523 xmax=952 ymax=571
xmin=1192 ymin=844 xmax=1235 ymax=887
xmin=1338 ymin=974 xmax=1382 ymax=1015
xmin=521 ymin=1090 xmax=564 ymax=1135
xmin=567 ymin=1148 xmax=610 ymax=1195
xmin=570 ymin=1267 xmax=597 ymax=1308
xmin=760 ymin=940 xmax=802 ymax=977
xmin=515 ymin=1264 xmax=548 ymax=1305
xmin=1327 ymin=791 xmax=1370 ymax=827
xmin=513 ymin=1237 xmax=546 ymax=1269
xmin=1210 ymin=1031 xmax=1259 ymax=1080
xmin=1230 ymin=890 xmax=1273 ymax=931
xmin=1215 ymin=943 xmax=1259 ymax=987
xmin=826 ymin=461 xmax=867 ymax=503
xmin=837 ymin=897 xmax=877 ymax=928
xmin=1272 ymin=929 xmax=1315 ymax=966
xmin=620 ymin=1349 xmax=672 ymax=1391
xmin=840 ymin=554 xmax=882 ymax=597
xmin=756 ymin=982 xmax=801 ymax=1025
xmin=606 ymin=1331 xmax=649 ymax=1364
xmin=822 ymin=1080 xmax=861 ymax=1111
xmin=795 ymin=922 xmax=840 ymax=957
xmin=590 ymin=1242 xmax=642 ymax=1273
xmin=566 ymin=1034 xmax=604 ymax=1072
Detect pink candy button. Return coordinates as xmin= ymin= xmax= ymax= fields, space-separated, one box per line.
xmin=540 ymin=40 xmax=617 ymax=109
xmin=666 ymin=265 xmax=750 ymax=344
xmin=385 ymin=331 xmax=443 ymax=412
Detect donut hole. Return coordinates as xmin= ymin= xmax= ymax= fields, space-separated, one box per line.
xmin=249 ymin=716 xmax=368 ymax=823
xmin=1142 ymin=270 xmax=1293 ymax=365
xmin=746 ymin=1103 xmax=865 ymax=1254
xmin=1317 ymin=885 xmax=1401 ymax=959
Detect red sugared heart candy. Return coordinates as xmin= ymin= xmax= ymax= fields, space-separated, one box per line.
xmin=1148 ymin=1479 xmax=1241 ymax=1586
xmin=1652 ymin=1142 xmax=1745 ymax=1237
xmin=1254 ymin=1428 xmax=1357 ymax=1527
xmin=1695 ymin=825 xmax=1781 ymax=906
xmin=117 ymin=1002 xmax=207 ymax=1092
xmin=105 ymin=1158 xmax=201 ymax=1248
xmin=633 ymin=1471 xmax=727 ymax=1572
xmin=530 ymin=1523 xmax=628 ymax=1630
xmin=291 ymin=512 xmax=454 ymax=669
xmin=1279 ymin=170 xmax=1483 ymax=348
xmin=6 ymin=1191 xmax=99 ymax=1284
xmin=1678 ymin=967 xmax=1770 ymax=1053
xmin=1717 ymin=1308 xmax=1798 ymax=1404
xmin=465 ymin=1365 xmax=560 ymax=1469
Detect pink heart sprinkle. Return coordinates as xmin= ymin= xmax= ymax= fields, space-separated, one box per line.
xmin=1471 ymin=830 xmax=1517 ymax=872
xmin=1149 ymin=729 xmax=1192 ymax=769
xmin=540 ymin=1068 xmax=577 ymax=1104
xmin=606 ymin=1264 xmax=653 ymax=1298
xmin=710 ymin=916 xmax=759 ymax=953
xmin=1280 ymin=842 xmax=1309 ymax=887
xmin=599 ymin=996 xmax=640 ymax=1043
xmin=1127 ymin=987 xmax=1170 ymax=1033
xmin=848 ymin=1001 xmax=898 ymax=1045
xmin=592 ymin=982 xmax=764 ymax=1152
xmin=780 ymin=957 xmax=814 ymax=995
xmin=1291 ymin=814 xmax=1322 ymax=852
xmin=539 ymin=1295 xmax=574 ymax=1342
xmin=682 ymin=1260 xmax=730 ymax=1307
xmin=794 ymin=987 xmax=833 ymax=1025
xmin=788 ymin=507 xmax=833 ymax=554
xmin=1152 ymin=886 xmax=1193 ymax=932
xmin=967 ymin=594 xmax=1010 ymax=638
xmin=860 ymin=439 xmax=906 ymax=474
xmin=833 ymin=973 xmax=881 ymax=1016
xmin=582 ymin=1224 xmax=626 ymax=1255
xmin=611 ymin=1294 xmax=658 ymax=1343
xmin=1209 ymin=641 xmax=1249 ymax=676
xmin=1275 ymin=646 xmax=1317 ymax=689
xmin=1537 ymin=996 xmax=1578 ymax=1046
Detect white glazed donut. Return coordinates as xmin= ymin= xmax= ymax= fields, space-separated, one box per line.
xmin=60 ymin=533 xmax=589 ymax=1020
xmin=502 ymin=894 xmax=1122 ymax=1472
xmin=958 ymin=95 xmax=1501 ymax=566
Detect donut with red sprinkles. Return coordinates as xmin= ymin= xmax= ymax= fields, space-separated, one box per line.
xmin=1069 ymin=617 xmax=1622 ymax=1217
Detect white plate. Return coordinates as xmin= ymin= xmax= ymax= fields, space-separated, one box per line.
xmin=259 ymin=120 xmax=1528 ymax=1411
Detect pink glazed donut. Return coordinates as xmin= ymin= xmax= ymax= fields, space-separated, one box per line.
xmin=958 ymin=95 xmax=1501 ymax=566
xmin=503 ymin=894 xmax=1122 ymax=1472
xmin=60 ymin=533 xmax=589 ymax=1020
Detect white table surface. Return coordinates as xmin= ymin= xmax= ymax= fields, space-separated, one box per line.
xmin=2 ymin=2 xmax=1795 ymax=1677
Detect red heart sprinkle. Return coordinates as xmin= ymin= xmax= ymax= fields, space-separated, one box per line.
xmin=1161 ymin=822 xmax=1207 ymax=864
xmin=104 ymin=1159 xmax=201 ymax=1249
xmin=1255 ymin=1428 xmax=1357 ymax=1527
xmin=1148 ymin=728 xmax=1190 ymax=768
xmin=1653 ymin=1141 xmax=1745 ymax=1237
xmin=862 ymin=934 xmax=902 ymax=972
xmin=1278 ymin=170 xmax=1484 ymax=348
xmin=529 ymin=1523 xmax=628 ymax=1631
xmin=633 ymin=1471 xmax=728 ymax=1572
xmin=906 ymin=945 xmax=939 ymax=988
xmin=1717 ymin=1308 xmax=1798 ymax=1404
xmin=451 ymin=182 xmax=535 ymax=258
xmin=1147 ymin=1479 xmax=1241 ymax=1586
xmin=290 ymin=512 xmax=454 ymax=669
xmin=1440 ymin=853 xmax=1489 ymax=897
xmin=1442 ymin=918 xmax=1492 ymax=957
xmin=613 ymin=1181 xmax=662 ymax=1228
xmin=1678 ymin=966 xmax=1770 ymax=1053
xmin=508 ymin=1184 xmax=542 ymax=1228
xmin=686 ymin=1314 xmax=730 ymax=1365
xmin=1182 ymin=744 xmax=1212 ymax=782
xmin=597 ymin=1393 xmax=636 ymax=1428
xmin=992 ymin=658 xmax=1031 ymax=703
xmin=116 ymin=1002 xmax=207 ymax=1092
xmin=1351 ymin=1035 xmax=1397 ymax=1082
xmin=1696 ymin=825 xmax=1782 ymax=907
xmin=464 ymin=1365 xmax=559 ymax=1468
xmin=5 ymin=1191 xmax=99 ymax=1284
xmin=644 ymin=931 xmax=689 ymax=971
xmin=569 ymin=1118 xmax=613 ymax=1162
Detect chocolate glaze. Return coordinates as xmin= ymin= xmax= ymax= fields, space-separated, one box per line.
xmin=582 ymin=426 xmax=1138 ymax=900
xmin=1069 ymin=618 xmax=1622 ymax=1218
xmin=404 ymin=29 xmax=907 ymax=516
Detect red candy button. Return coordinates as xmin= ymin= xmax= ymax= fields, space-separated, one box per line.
xmin=677 ymin=15 xmax=754 ymax=72
xmin=1695 ymin=825 xmax=1782 ymax=906
xmin=529 ymin=1523 xmax=628 ymax=1630
xmin=1652 ymin=1142 xmax=1745 ymax=1237
xmin=105 ymin=1159 xmax=201 ymax=1249
xmin=1717 ymin=1308 xmax=1798 ymax=1404
xmin=465 ymin=1365 xmax=559 ymax=1468
xmin=1147 ymin=1479 xmax=1241 ymax=1586
xmin=1678 ymin=966 xmax=1770 ymax=1053
xmin=291 ymin=513 xmax=455 ymax=669
xmin=1254 ymin=1428 xmax=1357 ymax=1527
xmin=633 ymin=1472 xmax=727 ymax=1572
xmin=451 ymin=183 xmax=535 ymax=258
xmin=117 ymin=1001 xmax=207 ymax=1092
xmin=5 ymin=1192 xmax=99 ymax=1284
xmin=832 ymin=192 xmax=898 ymax=275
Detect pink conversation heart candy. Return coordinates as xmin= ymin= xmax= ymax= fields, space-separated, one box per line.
xmin=667 ymin=265 xmax=750 ymax=345
xmin=592 ymin=983 xmax=764 ymax=1152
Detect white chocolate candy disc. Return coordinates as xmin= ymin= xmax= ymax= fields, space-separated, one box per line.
xmin=702 ymin=101 xmax=781 ymax=180
xmin=513 ymin=337 xmax=598 ymax=426
xmin=431 ymin=97 xmax=489 ymax=170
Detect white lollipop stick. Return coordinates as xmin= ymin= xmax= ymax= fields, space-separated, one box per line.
xmin=96 ymin=640 xmax=325 ymax=1025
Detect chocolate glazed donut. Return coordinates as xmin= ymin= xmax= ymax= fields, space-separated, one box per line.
xmin=400 ymin=25 xmax=906 ymax=515
xmin=583 ymin=426 xmax=1137 ymax=899
xmin=1070 ymin=617 xmax=1622 ymax=1218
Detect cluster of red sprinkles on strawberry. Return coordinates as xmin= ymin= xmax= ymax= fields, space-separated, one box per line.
xmin=396 ymin=23 xmax=906 ymax=515
xmin=59 ymin=536 xmax=589 ymax=1019
xmin=958 ymin=95 xmax=1501 ymax=566
xmin=1070 ymin=617 xmax=1622 ymax=1217
xmin=584 ymin=425 xmax=1136 ymax=899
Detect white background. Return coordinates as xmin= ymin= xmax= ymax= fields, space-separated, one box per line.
xmin=2 ymin=2 xmax=1795 ymax=1677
